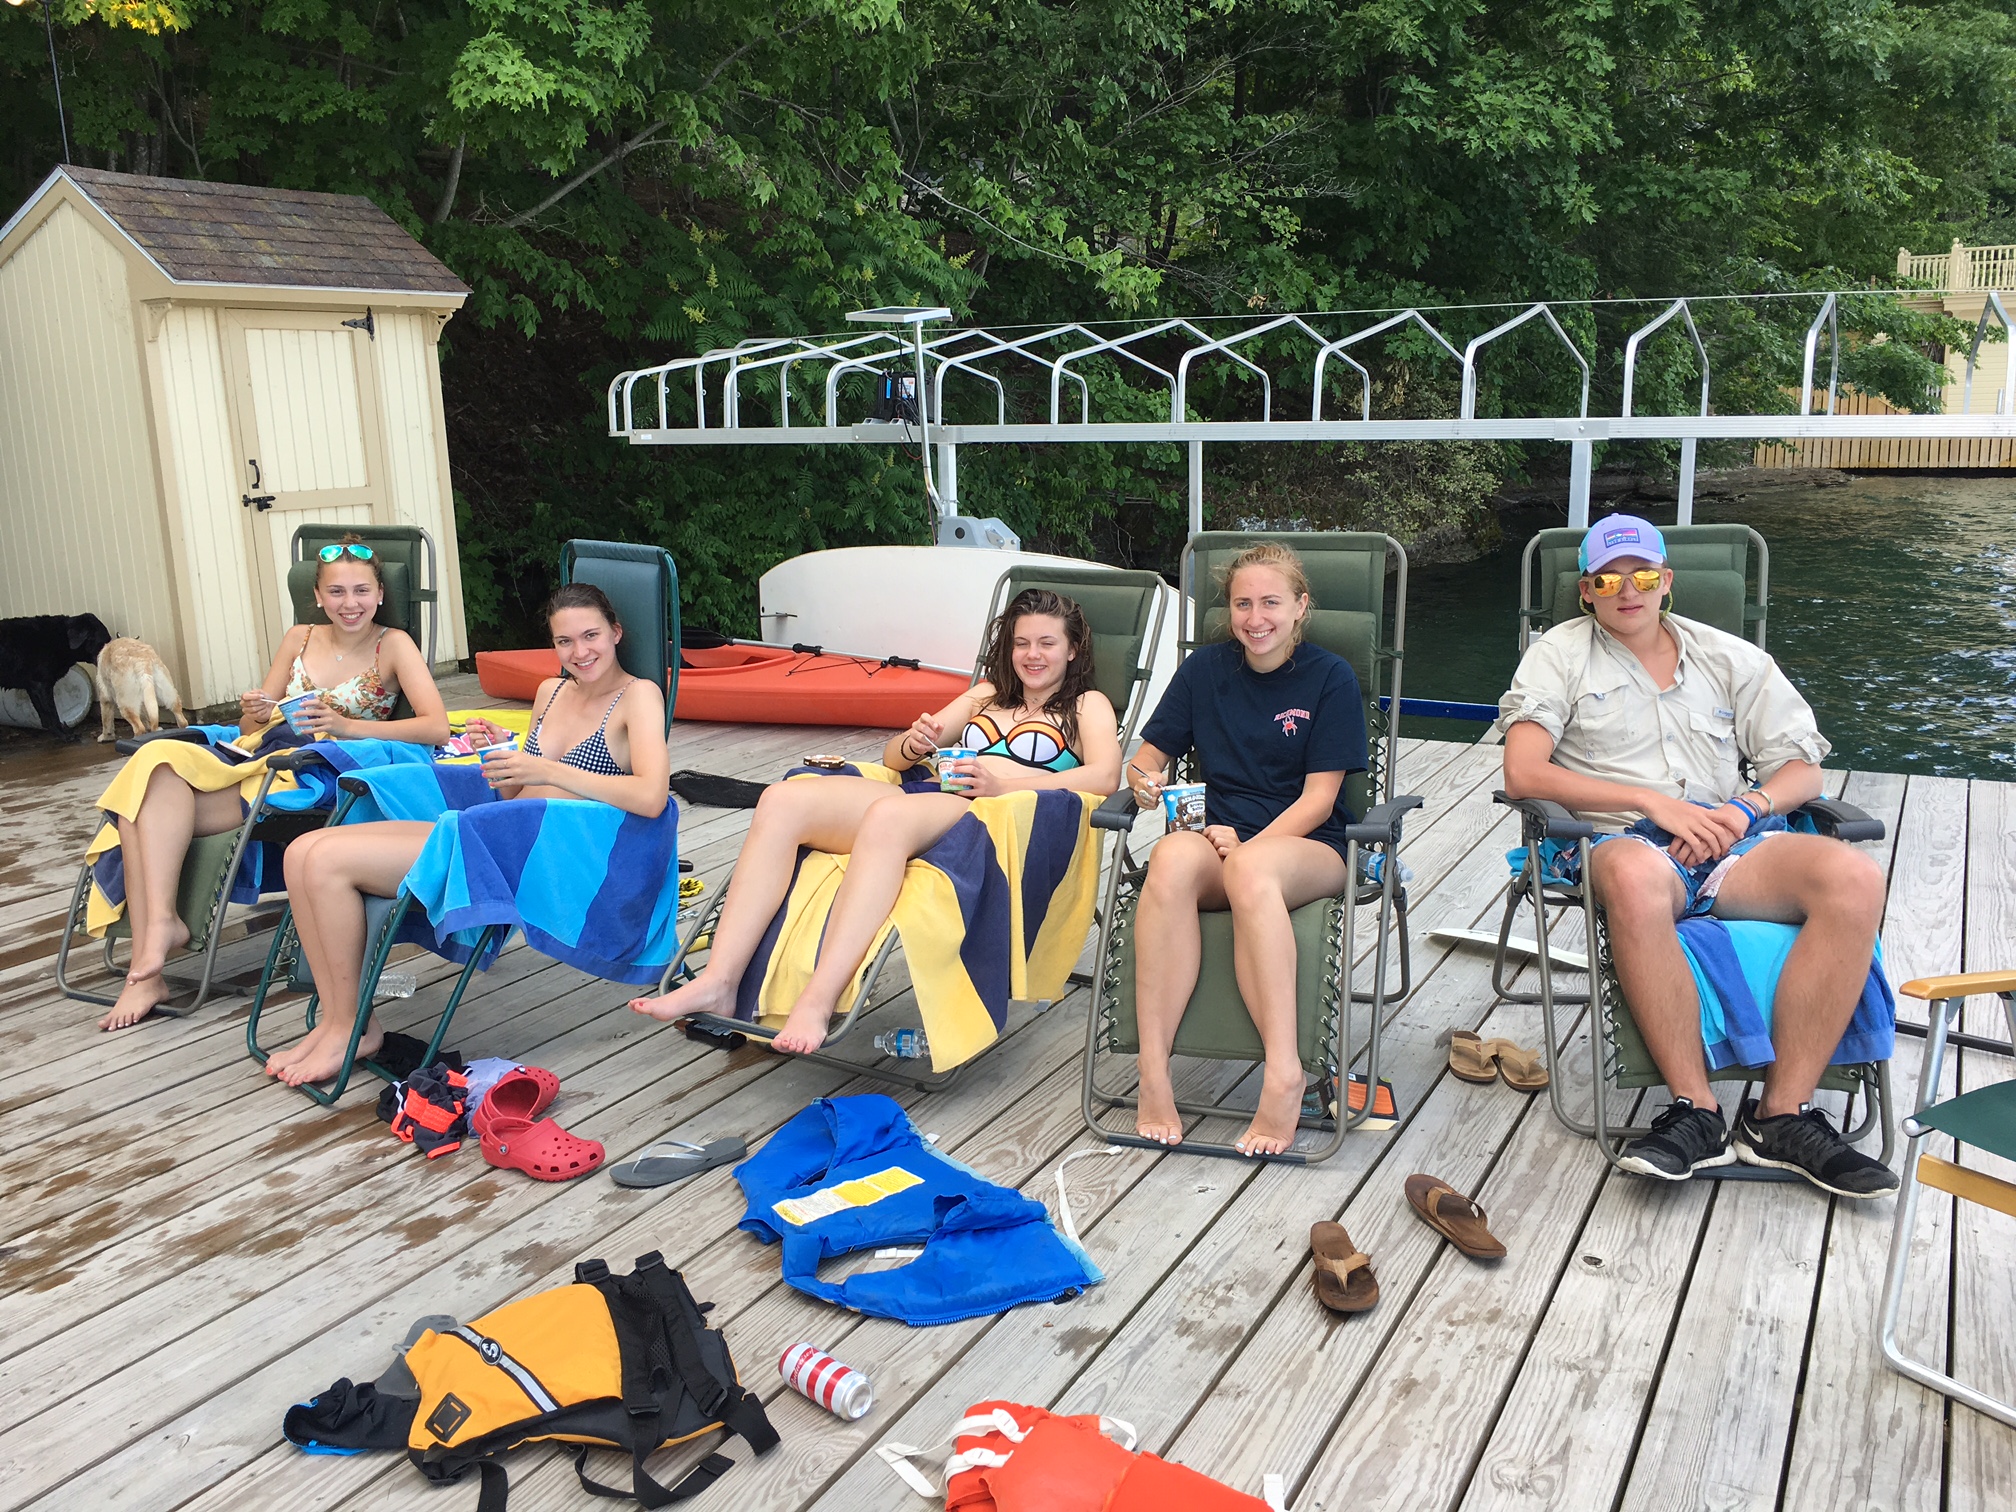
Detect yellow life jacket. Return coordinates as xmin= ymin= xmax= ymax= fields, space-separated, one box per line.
xmin=403 ymin=1251 xmax=777 ymax=1509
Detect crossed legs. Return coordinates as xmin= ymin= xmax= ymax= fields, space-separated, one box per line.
xmin=1593 ymin=833 xmax=1884 ymax=1113
xmin=100 ymin=764 xmax=245 ymax=1030
xmin=629 ymin=778 xmax=969 ymax=1053
xmin=1133 ymin=833 xmax=1350 ymax=1156
xmin=264 ymin=821 xmax=433 ymax=1087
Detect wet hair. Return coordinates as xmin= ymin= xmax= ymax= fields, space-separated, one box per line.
xmin=314 ymin=532 xmax=385 ymax=590
xmin=541 ymin=582 xmax=622 ymax=634
xmin=977 ymin=588 xmax=1096 ymax=750
xmin=1215 ymin=540 xmax=1314 ymax=647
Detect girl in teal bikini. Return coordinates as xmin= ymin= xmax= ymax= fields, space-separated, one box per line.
xmin=631 ymin=588 xmax=1122 ymax=1052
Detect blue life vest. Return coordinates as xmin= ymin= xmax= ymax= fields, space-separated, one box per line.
xmin=735 ymin=1095 xmax=1101 ymax=1325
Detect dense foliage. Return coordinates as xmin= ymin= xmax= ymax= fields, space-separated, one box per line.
xmin=8 ymin=1 xmax=2014 ymax=640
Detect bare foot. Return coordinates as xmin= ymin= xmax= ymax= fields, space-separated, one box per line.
xmin=264 ymin=1021 xmax=329 ymax=1078
xmin=771 ymin=996 xmax=835 ymax=1055
xmin=1135 ymin=1072 xmax=1183 ymax=1145
xmin=127 ymin=917 xmax=191 ymax=980
xmin=277 ymin=1016 xmax=385 ymax=1087
xmin=1234 ymin=1071 xmax=1306 ymax=1157
xmin=100 ymin=972 xmax=172 ymax=1031
xmin=629 ymin=969 xmax=734 ymax=1022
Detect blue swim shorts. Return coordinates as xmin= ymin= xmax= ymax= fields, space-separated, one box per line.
xmin=1511 ymin=803 xmax=1792 ymax=918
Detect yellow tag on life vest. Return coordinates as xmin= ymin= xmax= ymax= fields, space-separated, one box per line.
xmin=772 ymin=1166 xmax=923 ymax=1227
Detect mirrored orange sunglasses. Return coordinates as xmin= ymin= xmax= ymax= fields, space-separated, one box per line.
xmin=1585 ymin=568 xmax=1665 ymax=597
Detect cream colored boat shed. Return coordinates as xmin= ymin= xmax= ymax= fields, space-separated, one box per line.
xmin=0 ymin=166 xmax=471 ymax=708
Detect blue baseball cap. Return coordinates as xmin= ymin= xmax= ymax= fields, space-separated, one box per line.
xmin=1579 ymin=514 xmax=1667 ymax=573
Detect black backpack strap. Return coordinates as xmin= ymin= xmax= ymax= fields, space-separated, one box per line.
xmin=573 ymin=1445 xmax=735 ymax=1507
xmin=632 ymin=1254 xmax=779 ymax=1457
xmin=475 ymin=1462 xmax=510 ymax=1512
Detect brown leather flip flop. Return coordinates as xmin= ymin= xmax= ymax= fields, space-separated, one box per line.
xmin=1447 ymin=1028 xmax=1500 ymax=1084
xmin=1486 ymin=1039 xmax=1550 ymax=1093
xmin=1310 ymin=1221 xmax=1379 ymax=1313
xmin=1405 ymin=1173 xmax=1507 ymax=1260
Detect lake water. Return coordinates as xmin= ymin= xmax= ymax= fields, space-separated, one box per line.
xmin=1401 ymin=475 xmax=2016 ymax=781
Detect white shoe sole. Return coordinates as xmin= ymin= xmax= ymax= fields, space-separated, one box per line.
xmin=1734 ymin=1140 xmax=1899 ymax=1199
xmin=1617 ymin=1145 xmax=1736 ymax=1180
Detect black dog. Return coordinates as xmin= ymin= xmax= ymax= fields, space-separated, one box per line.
xmin=0 ymin=614 xmax=115 ymax=739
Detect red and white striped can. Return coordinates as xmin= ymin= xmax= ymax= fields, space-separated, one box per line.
xmin=778 ymin=1341 xmax=874 ymax=1420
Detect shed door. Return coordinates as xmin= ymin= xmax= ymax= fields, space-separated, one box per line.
xmin=220 ymin=309 xmax=389 ymax=648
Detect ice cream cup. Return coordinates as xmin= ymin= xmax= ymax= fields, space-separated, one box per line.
xmin=935 ymin=747 xmax=978 ymax=793
xmin=1162 ymin=782 xmax=1208 ymax=832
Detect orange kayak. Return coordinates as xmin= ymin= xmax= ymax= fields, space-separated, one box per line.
xmin=473 ymin=643 xmax=970 ymax=728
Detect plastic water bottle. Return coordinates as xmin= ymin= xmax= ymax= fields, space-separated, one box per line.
xmin=872 ymin=1028 xmax=929 ymax=1059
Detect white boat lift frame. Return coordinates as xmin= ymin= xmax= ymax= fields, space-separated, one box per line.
xmin=608 ymin=294 xmax=2016 ymax=533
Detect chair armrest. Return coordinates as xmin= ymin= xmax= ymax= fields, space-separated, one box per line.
xmin=267 ymin=749 xmax=330 ymax=773
xmin=1091 ymin=790 xmax=1141 ymax=832
xmin=1493 ymin=790 xmax=1595 ymax=841
xmin=1899 ymin=970 xmax=2016 ymax=1001
xmin=1793 ymin=796 xmax=1885 ymax=844
xmin=337 ymin=774 xmax=372 ymax=797
xmin=113 ymin=727 xmax=209 ymax=756
xmin=1345 ymin=794 xmax=1424 ymax=846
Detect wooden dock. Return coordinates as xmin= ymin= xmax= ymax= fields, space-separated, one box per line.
xmin=2 ymin=685 xmax=2011 ymax=1512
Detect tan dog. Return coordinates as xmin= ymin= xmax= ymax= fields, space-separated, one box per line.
xmin=94 ymin=638 xmax=188 ymax=741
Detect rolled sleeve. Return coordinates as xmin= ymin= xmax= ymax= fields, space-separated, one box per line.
xmin=1496 ymin=641 xmax=1573 ymax=742
xmin=1731 ymin=657 xmax=1831 ymax=778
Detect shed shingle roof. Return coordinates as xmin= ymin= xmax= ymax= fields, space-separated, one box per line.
xmin=60 ymin=167 xmax=468 ymax=298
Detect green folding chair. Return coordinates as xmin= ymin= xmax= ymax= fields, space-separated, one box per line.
xmin=561 ymin=538 xmax=680 ymax=735
xmin=55 ymin=532 xmax=435 ymax=1017
xmin=1882 ymin=971 xmax=2016 ymax=1427
xmin=1082 ymin=532 xmax=1421 ymax=1164
xmin=673 ymin=562 xmax=1167 ymax=1092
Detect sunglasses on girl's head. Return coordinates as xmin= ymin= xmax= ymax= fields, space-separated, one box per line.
xmin=317 ymin=543 xmax=375 ymax=563
xmin=1585 ymin=568 xmax=1665 ymax=597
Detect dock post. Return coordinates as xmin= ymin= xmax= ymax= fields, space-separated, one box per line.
xmin=1188 ymin=440 xmax=1204 ymax=537
xmin=936 ymin=441 xmax=958 ymax=517
xmin=1567 ymin=440 xmax=1593 ymax=528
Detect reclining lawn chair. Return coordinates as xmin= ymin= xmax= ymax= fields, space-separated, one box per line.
xmin=54 ymin=525 xmax=436 ymax=1016
xmin=1081 ymin=531 xmax=1421 ymax=1165
xmin=289 ymin=524 xmax=444 ymax=666
xmin=1491 ymin=522 xmax=1892 ymax=1173
xmin=1491 ymin=793 xmax=1895 ymax=1176
xmin=244 ymin=537 xmax=681 ymax=1103
xmin=1881 ymin=971 xmax=2016 ymax=1427
xmin=670 ymin=562 xmax=1168 ymax=1092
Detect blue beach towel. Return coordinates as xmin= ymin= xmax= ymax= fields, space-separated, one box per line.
xmin=1675 ymin=917 xmax=1896 ymax=1071
xmin=336 ymin=764 xmax=681 ymax=985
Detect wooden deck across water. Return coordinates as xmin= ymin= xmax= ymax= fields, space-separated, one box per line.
xmin=2 ymin=683 xmax=2012 ymax=1512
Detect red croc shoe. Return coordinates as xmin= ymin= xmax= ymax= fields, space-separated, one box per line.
xmin=482 ymin=1066 xmax=559 ymax=1122
xmin=479 ymin=1113 xmax=605 ymax=1181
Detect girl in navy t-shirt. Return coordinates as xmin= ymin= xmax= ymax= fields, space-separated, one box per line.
xmin=1126 ymin=542 xmax=1367 ymax=1157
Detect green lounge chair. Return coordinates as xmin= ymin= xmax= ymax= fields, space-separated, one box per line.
xmin=55 ymin=525 xmax=436 ymax=1017
xmin=1081 ymin=531 xmax=1420 ymax=1165
xmin=1881 ymin=971 xmax=2016 ymax=1427
xmin=1518 ymin=521 xmax=1768 ymax=651
xmin=671 ymin=561 xmax=1168 ymax=1092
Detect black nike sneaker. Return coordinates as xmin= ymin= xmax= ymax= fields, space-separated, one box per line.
xmin=1617 ymin=1097 xmax=1735 ymax=1180
xmin=1732 ymin=1098 xmax=1900 ymax=1198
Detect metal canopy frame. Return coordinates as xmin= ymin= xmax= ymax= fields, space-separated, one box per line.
xmin=609 ymin=296 xmax=2016 ymax=530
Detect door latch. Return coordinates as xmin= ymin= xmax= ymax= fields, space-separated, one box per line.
xmin=242 ymin=493 xmax=275 ymax=511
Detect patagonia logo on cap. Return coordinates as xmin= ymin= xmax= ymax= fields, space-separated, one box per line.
xmin=1603 ymin=526 xmax=1641 ymax=547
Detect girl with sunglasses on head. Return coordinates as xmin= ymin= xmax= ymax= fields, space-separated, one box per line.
xmin=93 ymin=535 xmax=449 ymax=1032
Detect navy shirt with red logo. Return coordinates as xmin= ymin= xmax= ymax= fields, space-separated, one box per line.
xmin=1139 ymin=639 xmax=1368 ymax=854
